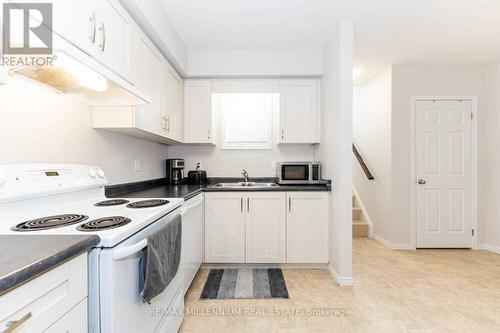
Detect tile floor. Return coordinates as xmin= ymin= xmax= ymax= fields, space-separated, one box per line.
xmin=179 ymin=238 xmax=500 ymax=333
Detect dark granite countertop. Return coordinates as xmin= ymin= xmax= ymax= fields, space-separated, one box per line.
xmin=107 ymin=178 xmax=331 ymax=200
xmin=0 ymin=235 xmax=99 ymax=296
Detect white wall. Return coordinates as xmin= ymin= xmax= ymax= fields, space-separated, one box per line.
xmin=314 ymin=20 xmax=353 ymax=285
xmin=354 ymin=64 xmax=487 ymax=246
xmin=391 ymin=64 xmax=486 ymax=244
xmin=186 ymin=50 xmax=324 ymax=78
xmin=0 ymin=78 xmax=169 ymax=185
xmin=352 ymin=68 xmax=392 ymax=241
xmin=481 ymin=61 xmax=500 ymax=251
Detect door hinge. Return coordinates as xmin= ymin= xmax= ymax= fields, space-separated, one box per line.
xmin=472 ymin=229 xmax=475 ymax=236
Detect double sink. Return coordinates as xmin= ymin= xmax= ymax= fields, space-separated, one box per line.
xmin=213 ymin=182 xmax=279 ymax=188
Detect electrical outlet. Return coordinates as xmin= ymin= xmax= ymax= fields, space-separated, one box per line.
xmin=134 ymin=160 xmax=141 ymax=172
xmin=270 ymin=161 xmax=277 ymax=170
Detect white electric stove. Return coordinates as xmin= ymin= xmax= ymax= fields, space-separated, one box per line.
xmin=0 ymin=164 xmax=186 ymax=333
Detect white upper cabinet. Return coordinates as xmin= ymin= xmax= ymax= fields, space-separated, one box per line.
xmin=50 ymin=0 xmax=97 ymax=56
xmin=286 ymin=192 xmax=329 ymax=263
xmin=134 ymin=34 xmax=164 ymax=136
xmin=163 ymin=61 xmax=184 ymax=142
xmin=94 ymin=0 xmax=134 ymax=82
xmin=279 ymin=79 xmax=321 ymax=144
xmin=184 ymin=80 xmax=215 ymax=144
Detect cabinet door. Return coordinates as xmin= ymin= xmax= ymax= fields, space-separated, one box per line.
xmin=134 ymin=35 xmax=163 ymax=136
xmin=287 ymin=192 xmax=329 ymax=263
xmin=163 ymin=60 xmax=184 ymax=142
xmin=279 ymin=79 xmax=320 ymax=144
xmin=13 ymin=0 xmax=96 ymax=56
xmin=95 ymin=0 xmax=134 ymax=82
xmin=184 ymin=80 xmax=213 ymax=144
xmin=205 ymin=192 xmax=245 ymax=263
xmin=246 ymin=193 xmax=286 ymax=263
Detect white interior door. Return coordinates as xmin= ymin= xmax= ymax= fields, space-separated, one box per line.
xmin=416 ymin=100 xmax=473 ymax=248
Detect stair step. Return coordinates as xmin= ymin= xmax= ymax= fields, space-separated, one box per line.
xmin=352 ymin=207 xmax=362 ymax=220
xmin=353 ymin=220 xmax=368 ymax=238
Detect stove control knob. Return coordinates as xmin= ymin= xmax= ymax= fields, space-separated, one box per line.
xmin=97 ymin=169 xmax=105 ymax=179
xmin=88 ymin=169 xmax=97 ymax=179
xmin=0 ymin=177 xmax=5 ymax=188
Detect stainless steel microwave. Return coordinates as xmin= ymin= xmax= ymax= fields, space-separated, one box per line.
xmin=277 ymin=162 xmax=321 ymax=184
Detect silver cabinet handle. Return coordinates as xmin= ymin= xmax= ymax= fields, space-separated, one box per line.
xmin=166 ymin=117 xmax=171 ymax=132
xmin=98 ymin=23 xmax=106 ymax=51
xmin=88 ymin=12 xmax=96 ymax=43
xmin=288 ymin=197 xmax=291 ymax=212
xmin=240 ymin=197 xmax=243 ymax=212
xmin=4 ymin=312 xmax=32 ymax=333
xmin=417 ymin=179 xmax=426 ymax=185
xmin=247 ymin=197 xmax=250 ymax=212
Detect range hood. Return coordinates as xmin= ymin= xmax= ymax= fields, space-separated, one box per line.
xmin=6 ymin=34 xmax=150 ymax=107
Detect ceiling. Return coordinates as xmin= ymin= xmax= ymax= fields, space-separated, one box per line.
xmin=160 ymin=0 xmax=500 ymax=81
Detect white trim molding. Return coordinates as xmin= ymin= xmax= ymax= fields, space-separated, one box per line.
xmin=410 ymin=96 xmax=478 ymax=250
xmin=479 ymin=243 xmax=500 ymax=255
xmin=352 ymin=185 xmax=374 ymax=238
xmin=328 ymin=264 xmax=354 ymax=287
xmin=373 ymin=234 xmax=415 ymax=250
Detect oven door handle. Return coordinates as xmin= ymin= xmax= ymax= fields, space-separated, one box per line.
xmin=112 ymin=239 xmax=147 ymax=260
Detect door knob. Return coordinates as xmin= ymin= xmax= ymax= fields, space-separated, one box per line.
xmin=417 ymin=179 xmax=426 ymax=185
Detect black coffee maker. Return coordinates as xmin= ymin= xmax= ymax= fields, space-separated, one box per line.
xmin=166 ymin=159 xmax=185 ymax=185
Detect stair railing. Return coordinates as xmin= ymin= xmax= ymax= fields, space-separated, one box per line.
xmin=353 ymin=144 xmax=374 ymax=180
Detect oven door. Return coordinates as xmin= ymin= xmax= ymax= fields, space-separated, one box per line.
xmin=279 ymin=163 xmax=311 ymax=184
xmin=90 ymin=209 xmax=183 ymax=333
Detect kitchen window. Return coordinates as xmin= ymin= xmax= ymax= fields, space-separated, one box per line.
xmin=215 ymin=92 xmax=278 ymax=150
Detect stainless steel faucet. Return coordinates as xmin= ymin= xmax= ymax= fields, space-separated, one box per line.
xmin=241 ymin=169 xmax=249 ymax=183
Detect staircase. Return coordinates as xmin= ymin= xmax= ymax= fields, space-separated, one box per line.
xmin=352 ymin=195 xmax=369 ymax=237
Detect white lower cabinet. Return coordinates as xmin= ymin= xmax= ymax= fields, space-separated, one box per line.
xmin=246 ymin=193 xmax=286 ymax=263
xmin=286 ymin=192 xmax=329 ymax=263
xmin=44 ymin=299 xmax=87 ymax=333
xmin=204 ymin=191 xmax=328 ymax=264
xmin=205 ymin=192 xmax=246 ymax=263
xmin=0 ymin=253 xmax=88 ymax=333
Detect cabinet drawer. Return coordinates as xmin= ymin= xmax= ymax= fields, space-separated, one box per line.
xmin=44 ymin=299 xmax=87 ymax=333
xmin=0 ymin=254 xmax=88 ymax=333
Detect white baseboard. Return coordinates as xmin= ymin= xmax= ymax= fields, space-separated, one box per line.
xmin=368 ymin=225 xmax=374 ymax=239
xmin=327 ymin=264 xmax=354 ymax=287
xmin=201 ymin=263 xmax=328 ymax=269
xmin=373 ymin=234 xmax=415 ymax=250
xmin=479 ymin=243 xmax=500 ymax=255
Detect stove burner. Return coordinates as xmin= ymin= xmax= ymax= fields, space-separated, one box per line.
xmin=12 ymin=214 xmax=89 ymax=231
xmin=77 ymin=216 xmax=131 ymax=231
xmin=95 ymin=199 xmax=130 ymax=207
xmin=126 ymin=199 xmax=169 ymax=209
